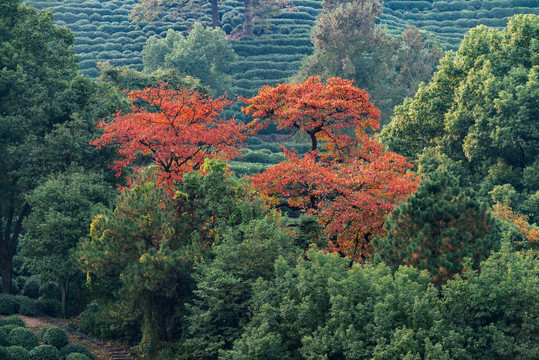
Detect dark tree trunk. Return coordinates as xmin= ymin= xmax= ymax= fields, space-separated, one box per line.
xmin=308 ymin=131 xmax=318 ymax=151
xmin=243 ymin=0 xmax=253 ymax=36
xmin=0 ymin=200 xmax=30 ymax=294
xmin=210 ymin=0 xmax=219 ymax=28
xmin=60 ymin=278 xmax=70 ymax=318
xmin=0 ymin=255 xmax=13 ymax=294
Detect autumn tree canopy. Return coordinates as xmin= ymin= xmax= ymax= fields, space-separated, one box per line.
xmin=91 ymin=83 xmax=247 ymax=187
xmin=244 ymin=77 xmax=419 ymax=259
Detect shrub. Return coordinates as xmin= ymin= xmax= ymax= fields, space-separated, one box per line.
xmin=0 ymin=347 xmax=10 ymax=360
xmin=39 ymin=283 xmax=60 ymax=301
xmin=16 ymin=297 xmax=58 ymax=317
xmin=0 ymin=317 xmax=24 ymax=328
xmin=22 ymin=277 xmax=40 ymax=299
xmin=65 ymin=354 xmax=90 ymax=360
xmin=8 ymin=328 xmax=38 ymax=351
xmin=0 ymin=327 xmax=19 ymax=335
xmin=40 ymin=327 xmax=68 ymax=350
xmin=5 ymin=346 xmax=30 ymax=360
xmin=28 ymin=345 xmax=58 ymax=360
xmin=58 ymin=344 xmax=93 ymax=360
xmin=374 ymin=170 xmax=500 ymax=286
xmin=0 ymin=295 xmax=19 ymax=316
xmin=0 ymin=329 xmax=9 ymax=346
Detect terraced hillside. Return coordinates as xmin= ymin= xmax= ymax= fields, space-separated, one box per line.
xmin=24 ymin=0 xmax=539 ymax=92
xmin=382 ymin=0 xmax=539 ymax=48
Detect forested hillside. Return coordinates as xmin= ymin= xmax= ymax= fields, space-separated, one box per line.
xmin=24 ymin=0 xmax=539 ymax=95
xmin=2 ymin=1 xmax=538 ymax=359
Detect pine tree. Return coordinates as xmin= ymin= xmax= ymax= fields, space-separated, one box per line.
xmin=374 ymin=170 xmax=500 ymax=286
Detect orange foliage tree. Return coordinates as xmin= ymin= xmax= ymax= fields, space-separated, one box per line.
xmin=491 ymin=201 xmax=539 ymax=249
xmin=91 ymin=83 xmax=247 ymax=187
xmin=244 ymin=77 xmax=419 ymax=259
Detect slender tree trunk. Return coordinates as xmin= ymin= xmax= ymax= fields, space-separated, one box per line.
xmin=308 ymin=131 xmax=318 ymax=151
xmin=0 ymin=200 xmax=30 ymax=294
xmin=0 ymin=255 xmax=13 ymax=294
xmin=210 ymin=0 xmax=219 ymax=28
xmin=243 ymin=0 xmax=253 ymax=36
xmin=60 ymin=278 xmax=70 ymax=318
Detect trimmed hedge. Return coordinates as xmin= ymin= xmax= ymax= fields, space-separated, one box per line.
xmin=28 ymin=345 xmax=58 ymax=360
xmin=0 ymin=317 xmax=24 ymax=329
xmin=58 ymin=344 xmax=93 ymax=360
xmin=0 ymin=347 xmax=10 ymax=360
xmin=0 ymin=296 xmax=18 ymax=316
xmin=5 ymin=346 xmax=30 ymax=360
xmin=16 ymin=297 xmax=59 ymax=317
xmin=22 ymin=277 xmax=40 ymax=300
xmin=40 ymin=328 xmax=68 ymax=350
xmin=65 ymin=354 xmax=90 ymax=360
xmin=0 ymin=330 xmax=9 ymax=347
xmin=8 ymin=328 xmax=38 ymax=351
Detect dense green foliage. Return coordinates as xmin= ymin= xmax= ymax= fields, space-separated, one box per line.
xmin=0 ymin=0 xmax=123 ymax=295
xmin=21 ymin=172 xmax=114 ymax=317
xmin=5 ymin=346 xmax=30 ymax=360
xmin=381 ymin=14 xmax=539 ymax=220
xmin=222 ymin=246 xmax=539 ymax=360
xmin=0 ymin=318 xmax=23 ymax=330
xmin=186 ymin=216 xmax=301 ymax=358
xmin=297 ymin=0 xmax=443 ymax=124
xmin=2 ymin=1 xmax=538 ymax=359
xmin=58 ymin=344 xmax=93 ymax=360
xmin=79 ymin=162 xmax=269 ymax=356
xmin=8 ymin=329 xmax=38 ymax=351
xmin=374 ymin=170 xmax=499 ymax=286
xmin=28 ymin=345 xmax=59 ymax=360
xmin=40 ymin=327 xmax=68 ymax=350
xmin=143 ymin=24 xmax=237 ymax=94
xmin=65 ymin=354 xmax=90 ymax=360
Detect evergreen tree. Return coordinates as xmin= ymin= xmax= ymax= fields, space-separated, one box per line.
xmin=374 ymin=170 xmax=500 ymax=286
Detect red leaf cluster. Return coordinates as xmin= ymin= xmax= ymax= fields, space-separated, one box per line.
xmin=242 ymin=76 xmax=380 ymax=152
xmin=91 ymin=83 xmax=246 ymax=187
xmin=246 ymin=77 xmax=419 ymax=259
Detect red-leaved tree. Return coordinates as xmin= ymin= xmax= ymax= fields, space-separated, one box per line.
xmin=91 ymin=83 xmax=246 ymax=187
xmin=244 ymin=77 xmax=419 ymax=259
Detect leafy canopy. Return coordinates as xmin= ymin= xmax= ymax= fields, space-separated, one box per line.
xmin=381 ymin=14 xmax=539 ymax=219
xmin=91 ymin=83 xmax=247 ymax=188
xmin=243 ymin=77 xmax=419 ymax=259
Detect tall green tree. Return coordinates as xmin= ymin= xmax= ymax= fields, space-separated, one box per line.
xmin=143 ymin=24 xmax=237 ymax=94
xmin=381 ymin=15 xmax=539 ymax=218
xmin=374 ymin=170 xmax=500 ymax=286
xmin=79 ymin=161 xmax=267 ymax=356
xmin=296 ymin=0 xmax=442 ymax=125
xmin=186 ymin=216 xmax=300 ymax=359
xmin=0 ymin=0 xmax=124 ymax=295
xmin=0 ymin=0 xmax=77 ymax=294
xmin=21 ymin=171 xmax=114 ymax=317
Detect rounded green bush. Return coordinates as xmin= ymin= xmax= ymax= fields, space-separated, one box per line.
xmin=0 ymin=346 xmax=11 ymax=360
xmin=40 ymin=327 xmax=68 ymax=350
xmin=0 ymin=317 xmax=25 ymax=328
xmin=28 ymin=345 xmax=58 ymax=360
xmin=0 ymin=295 xmax=19 ymax=315
xmin=8 ymin=328 xmax=38 ymax=351
xmin=0 ymin=330 xmax=9 ymax=346
xmin=0 ymin=327 xmax=19 ymax=336
xmin=65 ymin=354 xmax=90 ymax=360
xmin=22 ymin=277 xmax=40 ymax=299
xmin=58 ymin=344 xmax=92 ymax=360
xmin=5 ymin=346 xmax=30 ymax=360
